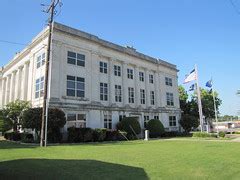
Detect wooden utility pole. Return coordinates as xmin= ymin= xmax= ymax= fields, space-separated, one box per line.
xmin=40 ymin=0 xmax=60 ymax=147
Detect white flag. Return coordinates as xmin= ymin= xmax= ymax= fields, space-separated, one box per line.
xmin=184 ymin=69 xmax=197 ymax=84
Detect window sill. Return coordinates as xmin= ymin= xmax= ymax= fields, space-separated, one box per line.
xmin=62 ymin=96 xmax=89 ymax=101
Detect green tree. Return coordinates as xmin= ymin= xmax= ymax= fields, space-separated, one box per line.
xmin=22 ymin=108 xmax=42 ymax=139
xmin=22 ymin=107 xmax=66 ymax=142
xmin=2 ymin=100 xmax=30 ymax=132
xmin=191 ymin=89 xmax=222 ymax=122
xmin=179 ymin=114 xmax=199 ymax=133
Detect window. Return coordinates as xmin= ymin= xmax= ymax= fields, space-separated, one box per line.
xmin=127 ymin=68 xmax=133 ymax=79
xmin=119 ymin=115 xmax=126 ymax=122
xmin=144 ymin=115 xmax=150 ymax=128
xmin=67 ymin=114 xmax=76 ymax=121
xmin=154 ymin=116 xmax=159 ymax=120
xmin=114 ymin=65 xmax=121 ymax=76
xmin=150 ymin=91 xmax=155 ymax=105
xmin=77 ymin=114 xmax=86 ymax=128
xmin=100 ymin=61 xmax=108 ymax=74
xmin=66 ymin=75 xmax=85 ymax=97
xmin=128 ymin=87 xmax=134 ymax=103
xmin=169 ymin=116 xmax=177 ymax=127
xmin=165 ymin=77 xmax=173 ymax=86
xmin=115 ymin=85 xmax=122 ymax=102
xmin=104 ymin=112 xmax=112 ymax=129
xmin=100 ymin=83 xmax=108 ymax=101
xmin=139 ymin=72 xmax=144 ymax=82
xmin=36 ymin=53 xmax=45 ymax=69
xmin=67 ymin=51 xmax=85 ymax=67
xmin=67 ymin=113 xmax=86 ymax=128
xmin=149 ymin=74 xmax=154 ymax=84
xmin=35 ymin=76 xmax=44 ymax=98
xmin=140 ymin=89 xmax=145 ymax=104
xmin=166 ymin=92 xmax=174 ymax=106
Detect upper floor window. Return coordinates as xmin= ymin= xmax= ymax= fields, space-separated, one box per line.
xmin=114 ymin=65 xmax=121 ymax=76
xmin=169 ymin=116 xmax=177 ymax=127
xmin=100 ymin=83 xmax=108 ymax=101
xmin=150 ymin=91 xmax=155 ymax=105
xmin=154 ymin=116 xmax=159 ymax=120
xmin=139 ymin=72 xmax=144 ymax=82
xmin=149 ymin=74 xmax=154 ymax=84
xmin=140 ymin=89 xmax=145 ymax=104
xmin=36 ymin=53 xmax=45 ymax=69
xmin=67 ymin=51 xmax=85 ymax=67
xmin=128 ymin=87 xmax=135 ymax=103
xmin=127 ymin=68 xmax=133 ymax=79
xmin=166 ymin=92 xmax=174 ymax=106
xmin=67 ymin=113 xmax=86 ymax=128
xmin=35 ymin=76 xmax=44 ymax=98
xmin=104 ymin=112 xmax=112 ymax=129
xmin=115 ymin=85 xmax=122 ymax=102
xmin=165 ymin=77 xmax=173 ymax=86
xmin=100 ymin=61 xmax=108 ymax=74
xmin=66 ymin=75 xmax=85 ymax=97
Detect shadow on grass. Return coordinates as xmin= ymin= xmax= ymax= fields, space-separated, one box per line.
xmin=0 ymin=159 xmax=149 ymax=180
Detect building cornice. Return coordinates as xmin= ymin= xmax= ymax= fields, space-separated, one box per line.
xmin=53 ymin=22 xmax=178 ymax=72
xmin=2 ymin=27 xmax=49 ymax=73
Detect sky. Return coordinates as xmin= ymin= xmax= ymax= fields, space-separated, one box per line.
xmin=0 ymin=0 xmax=240 ymax=116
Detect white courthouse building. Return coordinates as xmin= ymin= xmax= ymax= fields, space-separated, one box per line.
xmin=0 ymin=22 xmax=181 ymax=133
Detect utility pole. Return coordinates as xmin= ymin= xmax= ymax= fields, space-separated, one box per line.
xmin=40 ymin=0 xmax=61 ymax=147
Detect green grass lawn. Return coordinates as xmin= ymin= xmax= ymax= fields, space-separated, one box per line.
xmin=0 ymin=139 xmax=240 ymax=180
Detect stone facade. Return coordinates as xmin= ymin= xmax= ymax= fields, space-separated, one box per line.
xmin=0 ymin=22 xmax=181 ymax=132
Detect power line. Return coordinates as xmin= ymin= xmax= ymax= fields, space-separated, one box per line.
xmin=0 ymin=39 xmax=28 ymax=46
xmin=229 ymin=0 xmax=240 ymax=15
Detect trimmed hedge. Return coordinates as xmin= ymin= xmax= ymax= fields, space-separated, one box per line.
xmin=67 ymin=127 xmax=93 ymax=143
xmin=192 ymin=132 xmax=217 ymax=138
xmin=67 ymin=127 xmax=127 ymax=143
xmin=146 ymin=119 xmax=165 ymax=138
xmin=93 ymin=129 xmax=107 ymax=142
xmin=4 ymin=132 xmax=34 ymax=143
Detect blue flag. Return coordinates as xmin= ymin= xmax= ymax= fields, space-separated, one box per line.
xmin=206 ymin=80 xmax=212 ymax=88
xmin=189 ymin=84 xmax=195 ymax=91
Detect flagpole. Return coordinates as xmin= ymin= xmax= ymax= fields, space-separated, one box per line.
xmin=195 ymin=64 xmax=204 ymax=132
xmin=211 ymin=78 xmax=219 ymax=135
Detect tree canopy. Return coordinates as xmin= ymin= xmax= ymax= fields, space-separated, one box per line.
xmin=179 ymin=86 xmax=222 ymax=132
xmin=2 ymin=100 xmax=30 ymax=132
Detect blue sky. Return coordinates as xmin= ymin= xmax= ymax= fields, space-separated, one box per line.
xmin=0 ymin=0 xmax=240 ymax=116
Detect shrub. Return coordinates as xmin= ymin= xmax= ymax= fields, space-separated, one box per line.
xmin=47 ymin=108 xmax=66 ymax=143
xmin=67 ymin=127 xmax=78 ymax=143
xmin=20 ymin=133 xmax=34 ymax=143
xmin=4 ymin=132 xmax=21 ymax=141
xmin=105 ymin=130 xmax=119 ymax=141
xmin=67 ymin=127 xmax=93 ymax=143
xmin=117 ymin=117 xmax=141 ymax=139
xmin=4 ymin=132 xmax=33 ymax=142
xmin=162 ymin=131 xmax=178 ymax=137
xmin=93 ymin=129 xmax=107 ymax=142
xmin=219 ymin=131 xmax=226 ymax=138
xmin=192 ymin=132 xmax=217 ymax=138
xmin=146 ymin=119 xmax=165 ymax=138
